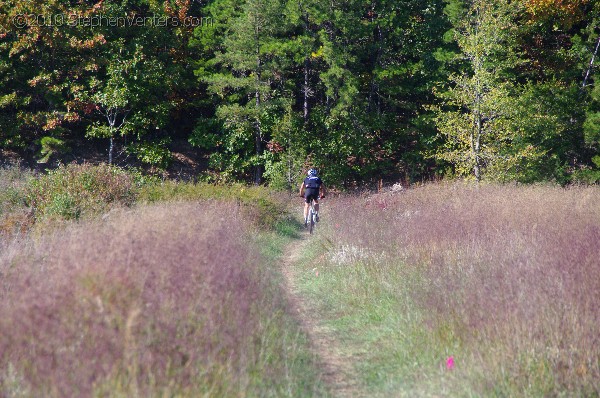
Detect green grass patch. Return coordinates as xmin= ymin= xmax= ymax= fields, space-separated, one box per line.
xmin=292 ymin=237 xmax=467 ymax=397
xmin=138 ymin=180 xmax=288 ymax=229
xmin=248 ymin=217 xmax=327 ymax=397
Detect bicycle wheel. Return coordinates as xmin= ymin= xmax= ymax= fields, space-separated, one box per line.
xmin=309 ymin=204 xmax=315 ymax=234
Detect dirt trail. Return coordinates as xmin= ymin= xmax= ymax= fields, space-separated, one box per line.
xmin=280 ymin=236 xmax=364 ymax=398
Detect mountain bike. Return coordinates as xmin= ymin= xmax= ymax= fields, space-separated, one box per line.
xmin=307 ymin=198 xmax=317 ymax=234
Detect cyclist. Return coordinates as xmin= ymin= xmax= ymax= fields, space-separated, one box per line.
xmin=299 ymin=168 xmax=326 ymax=227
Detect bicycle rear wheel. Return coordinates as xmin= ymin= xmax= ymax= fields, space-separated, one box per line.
xmin=309 ymin=204 xmax=315 ymax=234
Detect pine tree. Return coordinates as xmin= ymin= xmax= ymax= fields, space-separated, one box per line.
xmin=201 ymin=0 xmax=295 ymax=184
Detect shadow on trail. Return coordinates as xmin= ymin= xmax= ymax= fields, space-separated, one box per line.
xmin=275 ymin=217 xmax=304 ymax=239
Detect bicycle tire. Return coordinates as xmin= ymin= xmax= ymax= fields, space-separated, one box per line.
xmin=309 ymin=202 xmax=315 ymax=234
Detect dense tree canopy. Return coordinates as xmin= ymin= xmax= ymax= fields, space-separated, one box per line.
xmin=0 ymin=0 xmax=599 ymax=186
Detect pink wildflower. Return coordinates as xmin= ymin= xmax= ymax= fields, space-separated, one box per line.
xmin=446 ymin=356 xmax=454 ymax=370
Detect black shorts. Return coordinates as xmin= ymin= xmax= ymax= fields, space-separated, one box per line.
xmin=304 ymin=189 xmax=320 ymax=203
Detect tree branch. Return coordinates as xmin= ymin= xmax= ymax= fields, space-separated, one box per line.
xmin=582 ymin=34 xmax=600 ymax=89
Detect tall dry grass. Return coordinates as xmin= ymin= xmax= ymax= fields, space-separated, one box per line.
xmin=0 ymin=165 xmax=34 ymax=236
xmin=0 ymin=201 xmax=319 ymax=397
xmin=319 ymin=183 xmax=600 ymax=395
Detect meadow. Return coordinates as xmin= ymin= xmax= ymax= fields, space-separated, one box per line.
xmin=296 ymin=183 xmax=600 ymax=396
xmin=0 ymin=164 xmax=324 ymax=397
xmin=1 ymin=164 xmax=599 ymax=397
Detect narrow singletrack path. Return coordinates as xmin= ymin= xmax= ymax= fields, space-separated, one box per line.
xmin=280 ymin=236 xmax=364 ymax=398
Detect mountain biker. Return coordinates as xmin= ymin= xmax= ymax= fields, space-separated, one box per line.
xmin=299 ymin=168 xmax=326 ymax=227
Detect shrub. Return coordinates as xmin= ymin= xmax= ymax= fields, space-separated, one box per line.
xmin=36 ymin=136 xmax=70 ymax=164
xmin=25 ymin=163 xmax=137 ymax=221
xmin=126 ymin=139 xmax=172 ymax=169
xmin=138 ymin=181 xmax=288 ymax=229
xmin=0 ymin=165 xmax=31 ymax=210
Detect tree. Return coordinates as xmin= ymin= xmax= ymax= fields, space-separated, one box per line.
xmin=433 ymin=0 xmax=528 ymax=181
xmin=0 ymin=0 xmax=94 ymax=155
xmin=85 ymin=58 xmax=133 ymax=165
xmin=199 ymin=0 xmax=295 ymax=184
xmin=0 ymin=0 xmax=192 ymax=167
xmin=299 ymin=0 xmax=450 ymax=184
xmin=76 ymin=3 xmax=181 ymax=167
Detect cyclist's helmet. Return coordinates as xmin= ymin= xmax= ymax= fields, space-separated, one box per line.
xmin=308 ymin=168 xmax=318 ymax=177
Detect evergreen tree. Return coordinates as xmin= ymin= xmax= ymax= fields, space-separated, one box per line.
xmin=198 ymin=0 xmax=297 ymax=184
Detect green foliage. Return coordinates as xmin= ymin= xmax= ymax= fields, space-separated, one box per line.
xmin=138 ymin=180 xmax=287 ymax=229
xmin=0 ymin=166 xmax=31 ymax=217
xmin=192 ymin=0 xmax=452 ymax=186
xmin=579 ymin=75 xmax=600 ymax=183
xmin=584 ymin=84 xmax=600 ymax=148
xmin=262 ymin=111 xmax=308 ymax=191
xmin=82 ymin=43 xmax=175 ymax=163
xmin=0 ymin=0 xmax=599 ymax=184
xmin=188 ymin=117 xmax=221 ymax=149
xmin=127 ymin=139 xmax=172 ymax=169
xmin=198 ymin=0 xmax=297 ymax=184
xmin=584 ymin=111 xmax=600 ymax=144
xmin=37 ymin=136 xmax=70 ymax=164
xmin=505 ymin=82 xmax=583 ymax=183
xmin=573 ymin=155 xmax=600 ymax=183
xmin=432 ymin=0 xmax=557 ymax=182
xmin=26 ymin=164 xmax=137 ymax=220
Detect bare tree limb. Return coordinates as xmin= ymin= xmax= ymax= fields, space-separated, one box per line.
xmin=582 ymin=34 xmax=600 ymax=89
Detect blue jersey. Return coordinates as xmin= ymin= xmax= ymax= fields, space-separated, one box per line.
xmin=304 ymin=176 xmax=323 ymax=190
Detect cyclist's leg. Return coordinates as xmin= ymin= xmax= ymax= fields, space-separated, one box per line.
xmin=303 ymin=196 xmax=311 ymax=224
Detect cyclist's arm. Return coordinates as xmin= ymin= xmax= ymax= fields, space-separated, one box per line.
xmin=320 ymin=184 xmax=327 ymax=198
xmin=299 ymin=182 xmax=305 ymax=197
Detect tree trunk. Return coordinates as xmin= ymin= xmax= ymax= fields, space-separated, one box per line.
xmin=473 ymin=115 xmax=482 ymax=182
xmin=287 ymin=150 xmax=293 ymax=192
xmin=368 ymin=3 xmax=383 ymax=114
xmin=302 ymin=7 xmax=311 ymax=124
xmin=254 ymin=89 xmax=263 ymax=185
xmin=304 ymin=57 xmax=309 ymax=123
xmin=254 ymin=36 xmax=263 ymax=185
xmin=582 ymin=34 xmax=600 ymax=89
xmin=108 ymin=136 xmax=114 ymax=165
xmin=254 ymin=121 xmax=263 ymax=185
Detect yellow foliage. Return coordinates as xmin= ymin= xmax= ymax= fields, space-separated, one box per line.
xmin=524 ymin=0 xmax=589 ymax=25
xmin=311 ymin=46 xmax=324 ymax=59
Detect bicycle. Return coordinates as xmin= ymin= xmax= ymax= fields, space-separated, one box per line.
xmin=307 ymin=198 xmax=317 ymax=234
xmin=304 ymin=196 xmax=325 ymax=234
